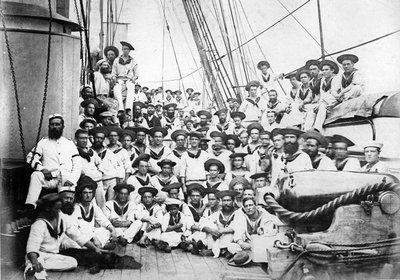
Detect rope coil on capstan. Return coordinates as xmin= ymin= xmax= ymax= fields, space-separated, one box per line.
xmin=264 ymin=182 xmax=400 ymax=223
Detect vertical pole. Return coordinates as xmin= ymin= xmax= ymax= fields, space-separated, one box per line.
xmin=99 ymin=0 xmax=104 ymax=53
xmin=317 ymin=0 xmax=325 ymax=59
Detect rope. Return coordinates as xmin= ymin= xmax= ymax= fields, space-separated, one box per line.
xmin=161 ymin=0 xmax=166 ymax=96
xmin=217 ymin=0 xmax=312 ymax=61
xmin=0 ymin=8 xmax=27 ymax=158
xmin=112 ymin=0 xmax=126 ymax=43
xmin=264 ymin=182 xmax=399 ymax=222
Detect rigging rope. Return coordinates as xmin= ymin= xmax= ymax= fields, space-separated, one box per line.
xmin=73 ymin=0 xmax=85 ymax=85
xmin=112 ymin=0 xmax=126 ymax=43
xmin=0 ymin=8 xmax=26 ymax=158
xmin=160 ymin=0 xmax=185 ymax=93
xmin=217 ymin=0 xmax=312 ymax=61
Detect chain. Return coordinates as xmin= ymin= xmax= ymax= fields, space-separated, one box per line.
xmin=73 ymin=0 xmax=85 ymax=85
xmin=0 ymin=8 xmax=27 ymax=158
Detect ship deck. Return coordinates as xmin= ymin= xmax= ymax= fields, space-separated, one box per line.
xmin=2 ymin=243 xmax=268 ymax=280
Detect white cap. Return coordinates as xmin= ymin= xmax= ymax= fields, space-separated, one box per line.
xmin=363 ymin=141 xmax=383 ymax=150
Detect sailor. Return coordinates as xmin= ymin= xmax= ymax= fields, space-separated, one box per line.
xmin=200 ymin=190 xmax=239 ymax=257
xmin=230 ymin=111 xmax=246 ymax=136
xmin=74 ymin=176 xmax=117 ymax=249
xmin=149 ymin=159 xmax=180 ymax=202
xmin=224 ymin=153 xmax=250 ymax=183
xmin=325 ymin=136 xmax=335 ymax=159
xmin=227 ymin=197 xmax=278 ymax=256
xmin=24 ymin=193 xmax=99 ymax=279
xmin=235 ymin=130 xmax=251 ymax=154
xmin=264 ymin=89 xmax=287 ymax=121
xmin=97 ymin=110 xmax=117 ymax=127
xmin=360 ymin=141 xmax=389 ymax=173
xmin=204 ymin=159 xmax=229 ymax=191
xmin=249 ymin=172 xmax=272 ymax=206
xmin=239 ymin=81 xmax=266 ymax=125
xmin=301 ymin=130 xmax=336 ymax=170
xmin=285 ymin=72 xmax=300 ymax=102
xmin=147 ymin=126 xmax=172 ymax=174
xmin=183 ymin=184 xmax=208 ymax=254
xmin=304 ymin=60 xmax=341 ymax=132
xmin=331 ymin=134 xmax=361 ymax=171
xmin=208 ymin=131 xmax=232 ymax=173
xmin=89 ymin=126 xmax=119 ymax=201
xmin=74 ymin=129 xmax=106 ymax=209
xmin=107 ymin=126 xmax=132 ymax=184
xmin=256 ymin=60 xmax=283 ymax=94
xmin=210 ymin=109 xmax=232 ymax=133
xmin=337 ymin=54 xmax=365 ymax=101
xmin=196 ymin=110 xmax=212 ymax=128
xmin=202 ymin=188 xmax=221 ymax=218
xmin=136 ymin=187 xmax=163 ymax=247
xmin=25 ymin=114 xmax=82 ymax=210
xmin=247 ymin=123 xmax=264 ymax=154
xmin=78 ymin=99 xmax=98 ymax=128
xmin=225 ymin=134 xmax=241 ymax=153
xmin=179 ymin=131 xmax=210 ymax=191
xmin=127 ymin=154 xmax=152 ymax=202
xmin=112 ymin=41 xmax=141 ymax=112
xmin=305 ymin=59 xmax=323 ymax=97
xmin=79 ymin=119 xmax=97 ymax=132
xmin=104 ymin=183 xmax=143 ymax=246
xmin=120 ymin=129 xmax=136 ymax=165
xmin=103 ymin=45 xmax=119 ymax=66
xmin=261 ymin=110 xmax=279 ymax=132
xmin=93 ymin=59 xmax=112 ymax=100
xmin=226 ymin=97 xmax=240 ymax=115
xmin=200 ymin=138 xmax=211 ymax=151
xmin=169 ymin=129 xmax=188 ymax=177
xmin=246 ymin=130 xmax=272 ymax=174
xmin=144 ymin=103 xmax=162 ymax=128
xmin=161 ymin=103 xmax=180 ymax=131
xmin=228 ymin=177 xmax=250 ymax=209
xmin=131 ymin=126 xmax=150 ymax=157
xmin=158 ymin=198 xmax=192 ymax=253
xmin=127 ymin=101 xmax=149 ymax=128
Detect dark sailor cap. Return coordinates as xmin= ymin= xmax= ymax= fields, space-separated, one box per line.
xmin=319 ymin=60 xmax=339 ymax=74
xmin=120 ymin=41 xmax=134 ymax=50
xmin=331 ymin=134 xmax=355 ymax=147
xmin=337 ymin=54 xmax=359 ymax=64
xmin=104 ymin=45 xmax=119 ymax=57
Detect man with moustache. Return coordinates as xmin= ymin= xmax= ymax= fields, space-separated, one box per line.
xmin=200 ymin=190 xmax=239 ymax=257
xmin=24 ymin=114 xmax=82 ymax=210
xmin=301 ymin=131 xmax=336 ymax=170
xmin=161 ymin=103 xmax=180 ymax=131
xmin=210 ymin=109 xmax=233 ymax=134
xmin=208 ymin=131 xmax=232 ymax=173
xmin=144 ymin=103 xmax=161 ymax=128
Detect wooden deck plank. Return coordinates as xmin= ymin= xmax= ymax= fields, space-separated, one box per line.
xmin=139 ymin=245 xmax=159 ymax=280
xmin=121 ymin=244 xmax=141 ymax=280
xmin=155 ymin=246 xmax=177 ymax=277
xmin=186 ymin=250 xmax=217 ymax=280
xmin=170 ymin=247 xmax=195 ymax=280
xmin=202 ymin=255 xmax=230 ymax=280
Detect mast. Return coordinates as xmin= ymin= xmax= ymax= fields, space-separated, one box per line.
xmin=99 ymin=0 xmax=104 ymax=52
xmin=182 ymin=0 xmax=225 ymax=109
xmin=317 ymin=0 xmax=325 ymax=59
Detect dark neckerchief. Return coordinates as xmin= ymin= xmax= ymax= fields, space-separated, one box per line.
xmin=38 ymin=217 xmax=64 ymax=239
xmin=310 ymin=76 xmax=322 ymax=95
xmin=299 ymin=87 xmax=311 ymax=101
xmin=149 ymin=146 xmax=165 ymax=160
xmin=79 ymin=204 xmax=94 ymax=223
xmin=312 ymin=156 xmax=323 ymax=169
xmin=157 ymin=176 xmax=172 ymax=187
xmin=246 ymin=212 xmax=262 ymax=235
xmin=188 ymin=202 xmax=203 ymax=223
xmin=187 ymin=149 xmax=201 ymax=159
xmin=97 ymin=149 xmax=107 ymax=160
xmin=111 ymin=146 xmax=123 ymax=154
xmin=135 ymin=174 xmax=150 ymax=186
xmin=246 ymin=97 xmax=261 ymax=108
xmin=168 ymin=212 xmax=183 ymax=232
xmin=216 ymin=122 xmax=229 ymax=132
xmin=336 ymin=158 xmax=349 ymax=171
xmin=262 ymin=73 xmax=270 ymax=83
xmin=133 ymin=143 xmax=146 ymax=156
xmin=322 ymin=77 xmax=334 ymax=92
xmin=173 ymin=148 xmax=186 ymax=159
xmin=118 ymin=56 xmax=132 ymax=65
xmin=145 ymin=203 xmax=157 ymax=216
xmin=267 ymin=100 xmax=280 ymax=109
xmin=78 ymin=147 xmax=93 ymax=162
xmin=113 ymin=201 xmax=129 ymax=216
xmin=342 ymin=70 xmax=357 ymax=88
xmin=206 ymin=180 xmax=222 ymax=189
xmin=218 ymin=211 xmax=235 ymax=228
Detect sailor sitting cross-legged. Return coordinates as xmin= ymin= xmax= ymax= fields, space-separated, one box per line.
xmin=73 ymin=176 xmax=118 ymax=250
xmin=24 ymin=193 xmax=104 ymax=279
xmin=200 ymin=190 xmax=239 ymax=258
xmin=104 ymin=183 xmax=143 ymax=246
xmin=136 ymin=187 xmax=164 ymax=247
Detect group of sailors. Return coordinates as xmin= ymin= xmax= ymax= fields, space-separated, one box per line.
xmin=22 ymin=41 xmax=388 ymax=278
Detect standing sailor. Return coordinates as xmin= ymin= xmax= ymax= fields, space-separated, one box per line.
xmin=112 ymin=41 xmax=141 ymax=112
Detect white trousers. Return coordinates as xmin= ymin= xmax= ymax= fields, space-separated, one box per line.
xmin=141 ymin=222 xmax=162 ymax=241
xmin=25 ymin=172 xmax=59 ymax=206
xmin=114 ymin=80 xmax=135 ymax=112
xmin=115 ymin=220 xmax=143 ymax=243
xmin=24 ymin=252 xmax=77 ymax=277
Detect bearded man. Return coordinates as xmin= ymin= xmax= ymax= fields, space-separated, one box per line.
xmin=24 ymin=114 xmax=82 ymax=210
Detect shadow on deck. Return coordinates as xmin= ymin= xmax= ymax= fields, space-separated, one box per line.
xmin=2 ymin=244 xmax=269 ymax=280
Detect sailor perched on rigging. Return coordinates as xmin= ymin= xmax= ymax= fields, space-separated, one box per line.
xmin=111 ymin=41 xmax=142 ymax=112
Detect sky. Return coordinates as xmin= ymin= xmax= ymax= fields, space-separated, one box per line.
xmin=81 ymin=0 xmax=400 ymax=98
